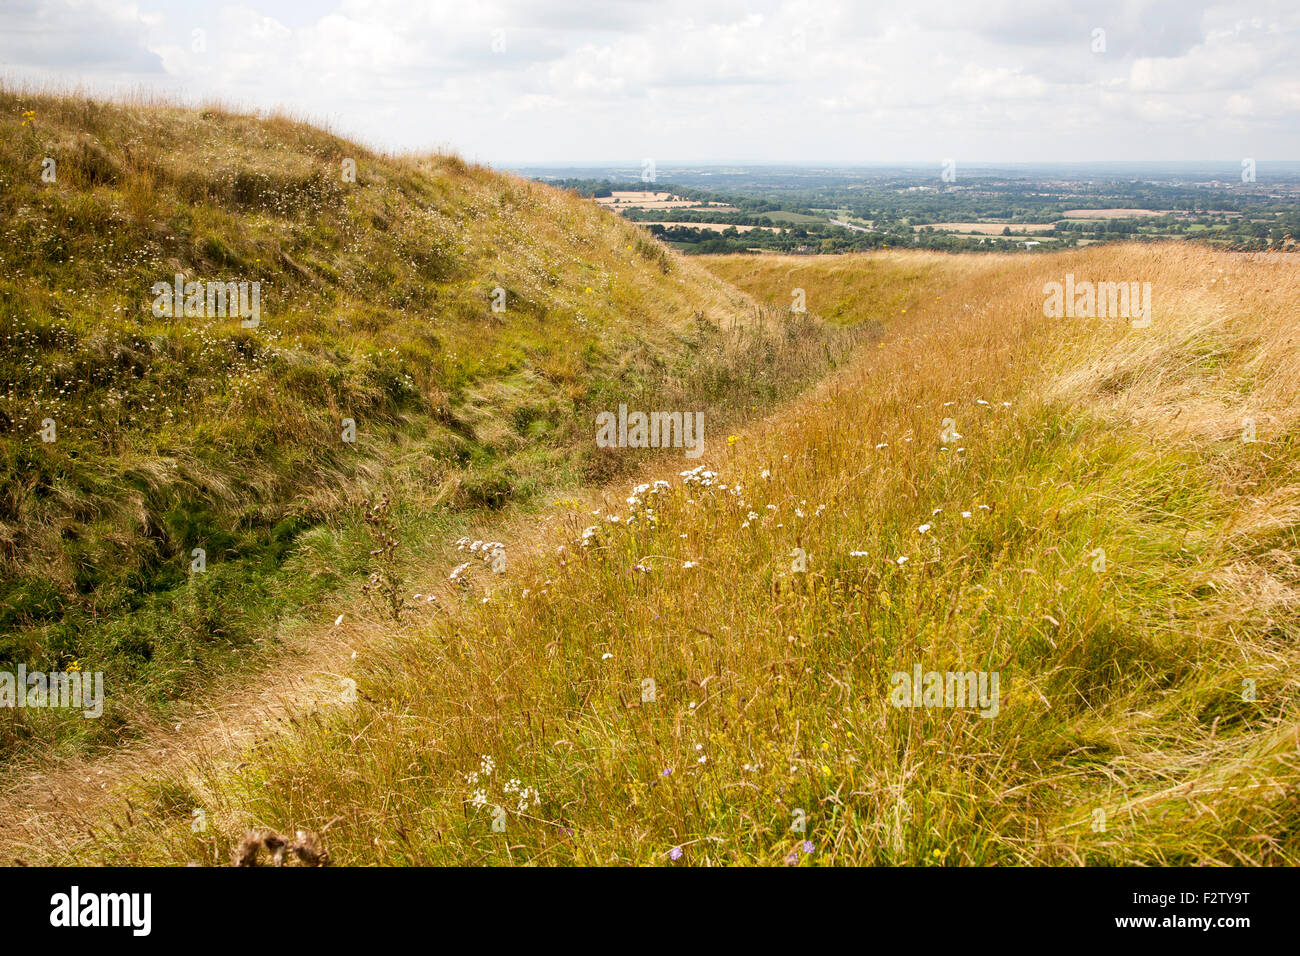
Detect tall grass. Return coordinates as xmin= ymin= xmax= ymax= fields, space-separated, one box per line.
xmin=12 ymin=243 xmax=1296 ymax=865
xmin=0 ymin=88 xmax=954 ymax=759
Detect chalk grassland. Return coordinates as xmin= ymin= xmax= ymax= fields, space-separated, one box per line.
xmin=10 ymin=243 xmax=1297 ymax=866
xmin=0 ymin=88 xmax=910 ymax=759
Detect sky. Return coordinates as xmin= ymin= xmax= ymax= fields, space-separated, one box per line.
xmin=1 ymin=0 xmax=1297 ymax=164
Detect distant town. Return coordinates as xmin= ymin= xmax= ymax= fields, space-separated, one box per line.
xmin=516 ymin=162 xmax=1300 ymax=254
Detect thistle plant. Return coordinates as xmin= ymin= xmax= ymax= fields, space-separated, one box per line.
xmin=360 ymin=493 xmax=408 ymax=622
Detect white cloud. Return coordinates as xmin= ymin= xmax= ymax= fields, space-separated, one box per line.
xmin=1 ymin=0 xmax=1297 ymax=161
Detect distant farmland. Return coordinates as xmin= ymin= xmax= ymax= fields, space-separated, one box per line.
xmin=1060 ymin=208 xmax=1161 ymax=218
xmin=594 ymin=190 xmax=734 ymax=211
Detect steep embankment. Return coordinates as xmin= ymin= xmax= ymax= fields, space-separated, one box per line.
xmin=2 ymin=91 xmax=925 ymax=759
xmin=12 ymin=243 xmax=1296 ymax=866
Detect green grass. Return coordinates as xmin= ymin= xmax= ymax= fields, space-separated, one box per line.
xmin=761 ymin=210 xmax=828 ymax=225
xmin=4 ymin=92 xmax=1296 ymax=867
xmin=0 ymin=90 xmax=959 ymax=759
xmin=28 ymin=243 xmax=1300 ymax=866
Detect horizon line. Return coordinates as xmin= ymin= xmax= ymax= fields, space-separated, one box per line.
xmin=491 ymin=159 xmax=1300 ymax=168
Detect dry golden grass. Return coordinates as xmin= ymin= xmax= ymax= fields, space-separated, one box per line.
xmin=5 ymin=242 xmax=1296 ymax=866
xmin=2 ymin=84 xmax=822 ymax=757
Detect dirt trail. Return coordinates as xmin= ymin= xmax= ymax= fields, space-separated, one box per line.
xmin=0 ymin=490 xmax=600 ymax=862
xmin=0 ymin=611 xmax=364 ymax=862
xmin=0 ymin=271 xmax=902 ymax=862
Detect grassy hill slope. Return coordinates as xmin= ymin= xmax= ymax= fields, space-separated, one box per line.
xmin=22 ymin=243 xmax=1298 ymax=865
xmin=1 ymin=91 xmax=942 ymax=757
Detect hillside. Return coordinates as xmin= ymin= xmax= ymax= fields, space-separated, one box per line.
xmin=0 ymin=91 xmax=930 ymax=757
xmin=7 ymin=241 xmax=1297 ymax=865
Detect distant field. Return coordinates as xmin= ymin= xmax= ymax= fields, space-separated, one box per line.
xmin=1061 ymin=208 xmax=1161 ymax=218
xmin=923 ymin=222 xmax=1057 ymax=234
xmin=762 ymin=210 xmax=827 ymax=225
xmin=595 ymin=190 xmax=733 ymax=211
